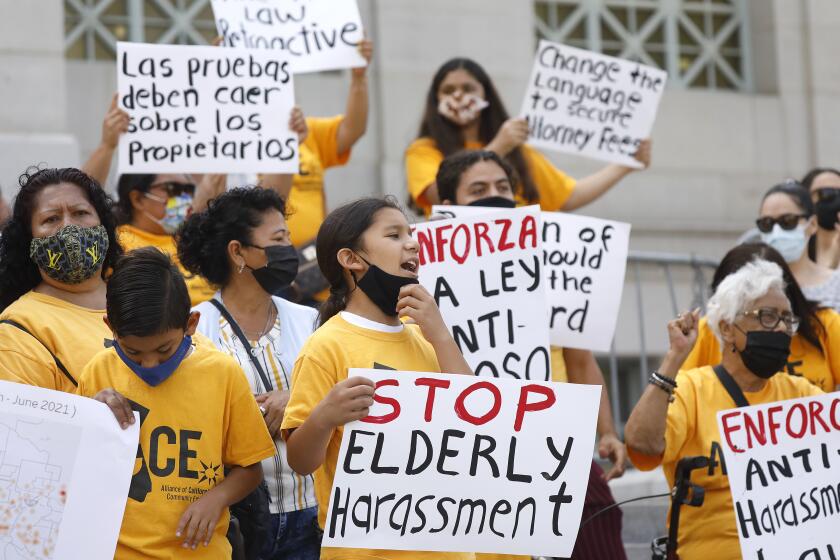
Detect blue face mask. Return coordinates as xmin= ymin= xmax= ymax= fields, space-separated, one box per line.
xmin=113 ymin=336 xmax=193 ymax=387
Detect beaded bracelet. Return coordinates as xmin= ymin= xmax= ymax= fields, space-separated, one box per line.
xmin=650 ymin=371 xmax=677 ymax=389
xmin=648 ymin=373 xmax=676 ymax=402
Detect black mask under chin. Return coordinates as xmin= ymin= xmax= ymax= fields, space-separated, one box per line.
xmin=736 ymin=329 xmax=791 ymax=379
xmin=355 ymin=256 xmax=418 ymax=317
xmin=467 ymin=196 xmax=517 ymax=209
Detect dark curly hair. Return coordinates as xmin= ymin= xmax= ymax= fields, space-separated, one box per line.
xmin=176 ymin=187 xmax=286 ymax=287
xmin=436 ymin=149 xmax=515 ymax=203
xmin=417 ymin=58 xmax=538 ymax=205
xmin=0 ymin=167 xmax=123 ymax=312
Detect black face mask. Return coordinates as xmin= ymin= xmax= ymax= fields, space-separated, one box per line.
xmin=816 ymin=198 xmax=840 ymax=230
xmin=737 ymin=330 xmax=791 ymax=379
xmin=467 ymin=196 xmax=516 ymax=209
xmin=248 ymin=245 xmax=299 ymax=296
xmin=355 ymin=256 xmax=418 ymax=317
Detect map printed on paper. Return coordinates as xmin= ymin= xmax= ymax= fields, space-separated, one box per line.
xmin=0 ymin=417 xmax=81 ymax=560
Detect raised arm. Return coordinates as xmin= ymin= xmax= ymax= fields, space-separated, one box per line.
xmin=624 ymin=309 xmax=698 ymax=456
xmin=335 ymin=39 xmax=372 ymax=155
xmin=561 ymin=139 xmax=651 ymax=211
xmin=82 ymin=94 xmax=130 ymax=187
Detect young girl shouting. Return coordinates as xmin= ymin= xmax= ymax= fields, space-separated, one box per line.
xmin=281 ymin=197 xmax=474 ymax=560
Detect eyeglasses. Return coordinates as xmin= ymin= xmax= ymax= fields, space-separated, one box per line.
xmin=814 ymin=188 xmax=840 ymax=203
xmin=740 ymin=308 xmax=800 ymax=334
xmin=149 ymin=181 xmax=195 ymax=198
xmin=755 ymin=214 xmax=806 ymax=233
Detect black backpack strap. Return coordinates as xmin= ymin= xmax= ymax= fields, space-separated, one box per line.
xmin=208 ymin=299 xmax=273 ymax=392
xmin=713 ymin=364 xmax=749 ymax=408
xmin=0 ymin=319 xmax=77 ymax=387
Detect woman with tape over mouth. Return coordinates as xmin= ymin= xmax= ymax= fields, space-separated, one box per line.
xmin=802 ymin=167 xmax=840 ymax=270
xmin=435 ymin=150 xmax=628 ymax=560
xmin=0 ymin=167 xmax=122 ymax=392
xmin=177 ymin=187 xmax=322 ymax=559
xmin=405 ymin=57 xmax=651 ymax=216
xmin=625 ymin=258 xmax=823 ymax=560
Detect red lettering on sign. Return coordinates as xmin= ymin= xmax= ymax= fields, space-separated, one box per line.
xmin=415 ymin=377 xmax=450 ymax=422
xmin=513 ymin=384 xmax=556 ymax=432
xmin=454 ymin=381 xmax=502 ymax=426
xmin=361 ymin=379 xmax=401 ymax=424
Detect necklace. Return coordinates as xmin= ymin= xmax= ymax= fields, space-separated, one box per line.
xmin=240 ymin=301 xmax=276 ymax=340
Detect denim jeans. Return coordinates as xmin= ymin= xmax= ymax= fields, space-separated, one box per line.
xmin=260 ymin=506 xmax=321 ymax=560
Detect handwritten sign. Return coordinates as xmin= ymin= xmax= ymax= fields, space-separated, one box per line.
xmin=431 ymin=206 xmax=630 ymax=352
xmin=211 ymin=0 xmax=367 ymax=73
xmin=520 ymin=40 xmax=666 ymax=167
xmin=716 ymin=393 xmax=840 ymax=560
xmin=414 ymin=207 xmax=551 ymax=381
xmin=0 ymin=380 xmax=139 ymax=560
xmin=117 ymin=42 xmax=298 ymax=174
xmin=324 ymin=369 xmax=600 ymax=556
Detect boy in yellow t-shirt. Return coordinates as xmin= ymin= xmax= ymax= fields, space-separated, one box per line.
xmin=78 ymin=248 xmax=274 ymax=559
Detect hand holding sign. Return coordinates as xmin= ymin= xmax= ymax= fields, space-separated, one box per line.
xmin=102 ymin=93 xmax=131 ymax=149
xmin=487 ymin=117 xmax=530 ymax=157
xmin=315 ymin=376 xmax=376 ymax=427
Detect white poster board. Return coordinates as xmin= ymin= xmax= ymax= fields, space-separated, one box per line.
xmin=323 ymin=369 xmax=600 ymax=556
xmin=211 ymin=0 xmax=367 ymax=73
xmin=414 ymin=206 xmax=552 ymax=381
xmin=520 ymin=39 xmax=666 ymax=167
xmin=716 ymin=393 xmax=840 ymax=560
xmin=0 ymin=380 xmax=139 ymax=560
xmin=431 ymin=206 xmax=631 ymax=352
xmin=117 ymin=42 xmax=298 ymax=174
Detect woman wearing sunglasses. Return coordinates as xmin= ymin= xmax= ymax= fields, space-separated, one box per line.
xmin=756 ymin=180 xmax=840 ymax=310
xmin=681 ymin=243 xmax=840 ymax=392
xmin=802 ymin=167 xmax=840 ymax=269
xmin=115 ymin=174 xmax=216 ymax=305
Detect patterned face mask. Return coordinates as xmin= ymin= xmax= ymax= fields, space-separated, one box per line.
xmin=30 ymin=224 xmax=109 ymax=284
xmin=144 ymin=192 xmax=192 ymax=235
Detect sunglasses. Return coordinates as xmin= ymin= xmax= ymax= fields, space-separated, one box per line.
xmin=755 ymin=214 xmax=805 ymax=233
xmin=149 ymin=181 xmax=195 ymax=198
xmin=814 ymin=188 xmax=840 ymax=203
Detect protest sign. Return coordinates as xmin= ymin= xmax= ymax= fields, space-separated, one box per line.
xmin=520 ymin=39 xmax=667 ymax=167
xmin=0 ymin=380 xmax=139 ymax=559
xmin=211 ymin=0 xmax=367 ymax=73
xmin=716 ymin=393 xmax=840 ymax=560
xmin=117 ymin=41 xmax=298 ymax=174
xmin=414 ymin=206 xmax=552 ymax=381
xmin=432 ymin=205 xmax=631 ymax=352
xmin=323 ymin=369 xmax=600 ymax=556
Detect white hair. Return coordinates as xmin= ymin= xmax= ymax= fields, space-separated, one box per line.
xmin=706 ymin=258 xmax=787 ymax=342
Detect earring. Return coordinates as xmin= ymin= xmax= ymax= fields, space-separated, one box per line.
xmin=238 ymin=263 xmax=245 ymax=274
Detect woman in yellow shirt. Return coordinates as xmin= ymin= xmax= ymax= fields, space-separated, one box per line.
xmin=0 ymin=167 xmax=122 ymax=392
xmin=405 ymin=57 xmax=651 ymax=215
xmin=281 ymin=197 xmax=474 ymax=560
xmin=683 ymin=243 xmax=840 ymax=391
xmin=625 ymin=258 xmax=822 ymax=560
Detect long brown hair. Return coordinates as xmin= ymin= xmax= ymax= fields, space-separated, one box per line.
xmin=418 ymin=58 xmax=539 ymax=204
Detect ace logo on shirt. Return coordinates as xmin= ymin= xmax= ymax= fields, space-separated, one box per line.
xmin=127 ymin=399 xmax=219 ymax=504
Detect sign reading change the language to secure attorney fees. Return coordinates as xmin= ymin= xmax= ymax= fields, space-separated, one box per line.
xmin=520 ymin=39 xmax=667 ymax=168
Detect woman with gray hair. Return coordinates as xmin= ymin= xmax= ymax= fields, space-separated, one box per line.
xmin=624 ymin=258 xmax=823 ymax=560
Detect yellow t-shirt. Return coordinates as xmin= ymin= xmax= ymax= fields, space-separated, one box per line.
xmin=682 ymin=311 xmax=840 ymax=391
xmin=405 ymin=137 xmax=577 ymax=215
xmin=628 ymin=366 xmax=822 ymax=560
xmin=286 ymin=116 xmax=351 ymax=247
xmin=77 ymin=343 xmax=275 ymax=560
xmin=118 ymin=224 xmax=215 ymax=306
xmin=0 ymin=291 xmax=110 ymax=392
xmin=281 ymin=314 xmax=474 ymax=560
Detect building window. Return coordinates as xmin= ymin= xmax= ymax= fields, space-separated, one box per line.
xmin=534 ymin=0 xmax=753 ymax=91
xmin=65 ymin=0 xmax=217 ymax=61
